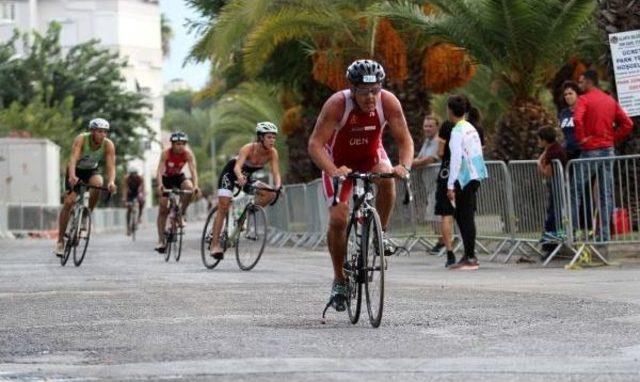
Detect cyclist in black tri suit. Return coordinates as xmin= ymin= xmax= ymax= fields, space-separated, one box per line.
xmin=122 ymin=167 xmax=145 ymax=235
xmin=208 ymin=122 xmax=282 ymax=259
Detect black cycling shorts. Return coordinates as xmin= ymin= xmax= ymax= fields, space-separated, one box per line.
xmin=65 ymin=168 xmax=97 ymax=192
xmin=162 ymin=173 xmax=187 ymax=190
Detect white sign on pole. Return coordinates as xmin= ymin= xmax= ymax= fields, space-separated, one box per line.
xmin=609 ymin=30 xmax=640 ymax=117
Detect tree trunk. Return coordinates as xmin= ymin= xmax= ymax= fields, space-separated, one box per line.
xmin=493 ymin=99 xmax=556 ymax=161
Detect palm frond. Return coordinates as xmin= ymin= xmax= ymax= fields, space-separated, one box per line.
xmin=242 ymin=9 xmax=348 ymax=77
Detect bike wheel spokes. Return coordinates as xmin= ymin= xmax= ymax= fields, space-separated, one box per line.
xmin=345 ymin=219 xmax=362 ymax=324
xmin=73 ymin=207 xmax=91 ymax=267
xmin=164 ymin=224 xmax=173 ymax=263
xmin=364 ymin=211 xmax=385 ymax=328
xmin=235 ymin=205 xmax=267 ymax=271
xmin=200 ymin=207 xmax=223 ymax=269
xmin=174 ymin=221 xmax=183 ymax=262
xmin=61 ymin=216 xmax=76 ymax=266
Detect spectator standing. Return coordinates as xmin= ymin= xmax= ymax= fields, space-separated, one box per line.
xmin=536 ymin=126 xmax=568 ymax=259
xmin=558 ymin=81 xmax=582 ymax=160
xmin=433 ymin=120 xmax=456 ymax=265
xmin=572 ymin=70 xmax=633 ymax=241
xmin=412 ymin=115 xmax=441 ymax=168
xmin=446 ymin=95 xmax=488 ymax=270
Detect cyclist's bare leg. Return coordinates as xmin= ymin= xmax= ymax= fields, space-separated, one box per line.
xmin=137 ymin=197 xmax=145 ymax=222
xmin=253 ymin=181 xmax=275 ymax=207
xmin=156 ymin=196 xmax=169 ymax=247
xmin=87 ymin=175 xmax=104 ymax=212
xmin=56 ymin=191 xmax=77 ymax=245
xmin=210 ymin=196 xmax=231 ymax=254
xmin=327 ymin=202 xmax=349 ymax=283
xmin=179 ymin=179 xmax=194 ymax=218
xmin=372 ymin=162 xmax=395 ymax=229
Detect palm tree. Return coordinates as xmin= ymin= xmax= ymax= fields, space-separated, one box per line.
xmin=376 ymin=0 xmax=596 ymax=160
xmin=208 ymin=81 xmax=287 ymax=173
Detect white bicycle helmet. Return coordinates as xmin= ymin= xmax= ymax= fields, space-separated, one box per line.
xmin=88 ymin=118 xmax=110 ymax=130
xmin=256 ymin=122 xmax=278 ymax=135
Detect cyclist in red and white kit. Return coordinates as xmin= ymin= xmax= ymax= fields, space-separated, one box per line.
xmin=154 ymin=131 xmax=200 ymax=252
xmin=308 ymin=59 xmax=414 ymax=312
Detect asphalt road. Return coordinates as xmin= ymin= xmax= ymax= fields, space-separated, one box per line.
xmin=1 ymin=224 xmax=640 ymax=381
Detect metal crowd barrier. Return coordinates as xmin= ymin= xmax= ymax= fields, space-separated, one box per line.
xmin=2 ymin=198 xmax=209 ymax=237
xmin=565 ymin=154 xmax=640 ymax=266
xmin=265 ymin=154 xmax=639 ymax=267
xmin=504 ymin=160 xmax=567 ymax=264
xmin=387 ymin=164 xmax=439 ymax=254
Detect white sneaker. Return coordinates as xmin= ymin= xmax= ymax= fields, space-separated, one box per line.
xmin=54 ymin=242 xmax=64 ymax=257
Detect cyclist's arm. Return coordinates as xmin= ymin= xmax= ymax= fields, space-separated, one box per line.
xmin=104 ymin=139 xmax=116 ymax=185
xmin=121 ymin=175 xmax=128 ymax=201
xmin=308 ymin=93 xmax=343 ymax=174
xmin=156 ymin=150 xmax=167 ymax=185
xmin=270 ymin=148 xmax=282 ymax=189
xmin=382 ymin=91 xmax=414 ymax=170
xmin=67 ymin=134 xmax=84 ymax=178
xmin=186 ymin=148 xmax=198 ymax=189
xmin=234 ymin=144 xmax=252 ymax=179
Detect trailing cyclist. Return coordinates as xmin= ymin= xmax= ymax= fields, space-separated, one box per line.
xmin=155 ymin=131 xmax=200 ymax=253
xmin=307 ymin=59 xmax=414 ymax=312
xmin=208 ymin=122 xmax=282 ymax=260
xmin=54 ymin=118 xmax=117 ymax=256
xmin=122 ymin=166 xmax=145 ymax=235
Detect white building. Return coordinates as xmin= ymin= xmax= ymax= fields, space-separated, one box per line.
xmin=0 ymin=0 xmax=163 ymax=197
xmin=164 ymin=78 xmax=191 ymax=95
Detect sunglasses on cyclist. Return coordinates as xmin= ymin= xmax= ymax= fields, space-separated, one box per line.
xmin=352 ymin=85 xmax=382 ymax=96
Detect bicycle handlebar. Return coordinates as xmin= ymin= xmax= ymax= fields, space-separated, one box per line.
xmin=331 ymin=171 xmax=412 ymax=206
xmin=162 ymin=189 xmax=194 ymax=197
xmin=233 ymin=182 xmax=282 ymax=205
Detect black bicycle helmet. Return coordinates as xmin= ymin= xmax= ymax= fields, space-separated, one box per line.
xmin=170 ymin=131 xmax=188 ymax=143
xmin=346 ymin=59 xmax=386 ymax=85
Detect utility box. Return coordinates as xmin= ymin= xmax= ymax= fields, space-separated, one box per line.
xmin=0 ymin=138 xmax=61 ymax=206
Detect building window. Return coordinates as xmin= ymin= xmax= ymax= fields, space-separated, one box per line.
xmin=0 ymin=2 xmax=16 ymax=22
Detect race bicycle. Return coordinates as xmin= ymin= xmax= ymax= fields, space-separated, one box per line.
xmin=126 ymin=199 xmax=140 ymax=241
xmin=322 ymin=172 xmax=412 ymax=328
xmin=201 ymin=182 xmax=280 ymax=271
xmin=60 ymin=182 xmax=110 ymax=267
xmin=161 ymin=188 xmax=193 ymax=262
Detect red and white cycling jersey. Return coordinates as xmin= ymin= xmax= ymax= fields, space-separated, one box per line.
xmin=322 ymin=89 xmax=391 ymax=205
xmin=163 ymin=149 xmax=188 ymax=177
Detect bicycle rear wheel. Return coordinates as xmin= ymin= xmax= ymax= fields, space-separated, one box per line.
xmin=345 ymin=218 xmax=362 ymax=324
xmin=235 ymin=204 xmax=267 ymax=271
xmin=364 ymin=210 xmax=385 ymax=328
xmin=201 ymin=207 xmax=223 ymax=269
xmin=73 ymin=207 xmax=92 ymax=267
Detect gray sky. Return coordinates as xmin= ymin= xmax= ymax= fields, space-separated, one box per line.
xmin=160 ymin=0 xmax=209 ymax=90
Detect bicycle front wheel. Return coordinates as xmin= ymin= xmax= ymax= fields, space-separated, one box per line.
xmin=364 ymin=209 xmax=385 ymax=328
xmin=61 ymin=207 xmax=77 ymax=266
xmin=201 ymin=207 xmax=223 ymax=269
xmin=235 ymin=204 xmax=267 ymax=271
xmin=345 ymin=218 xmax=362 ymax=324
xmin=73 ymin=207 xmax=92 ymax=267
xmin=174 ymin=222 xmax=183 ymax=262
xmin=164 ymin=220 xmax=174 ymax=263
xmin=130 ymin=206 xmax=138 ymax=242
